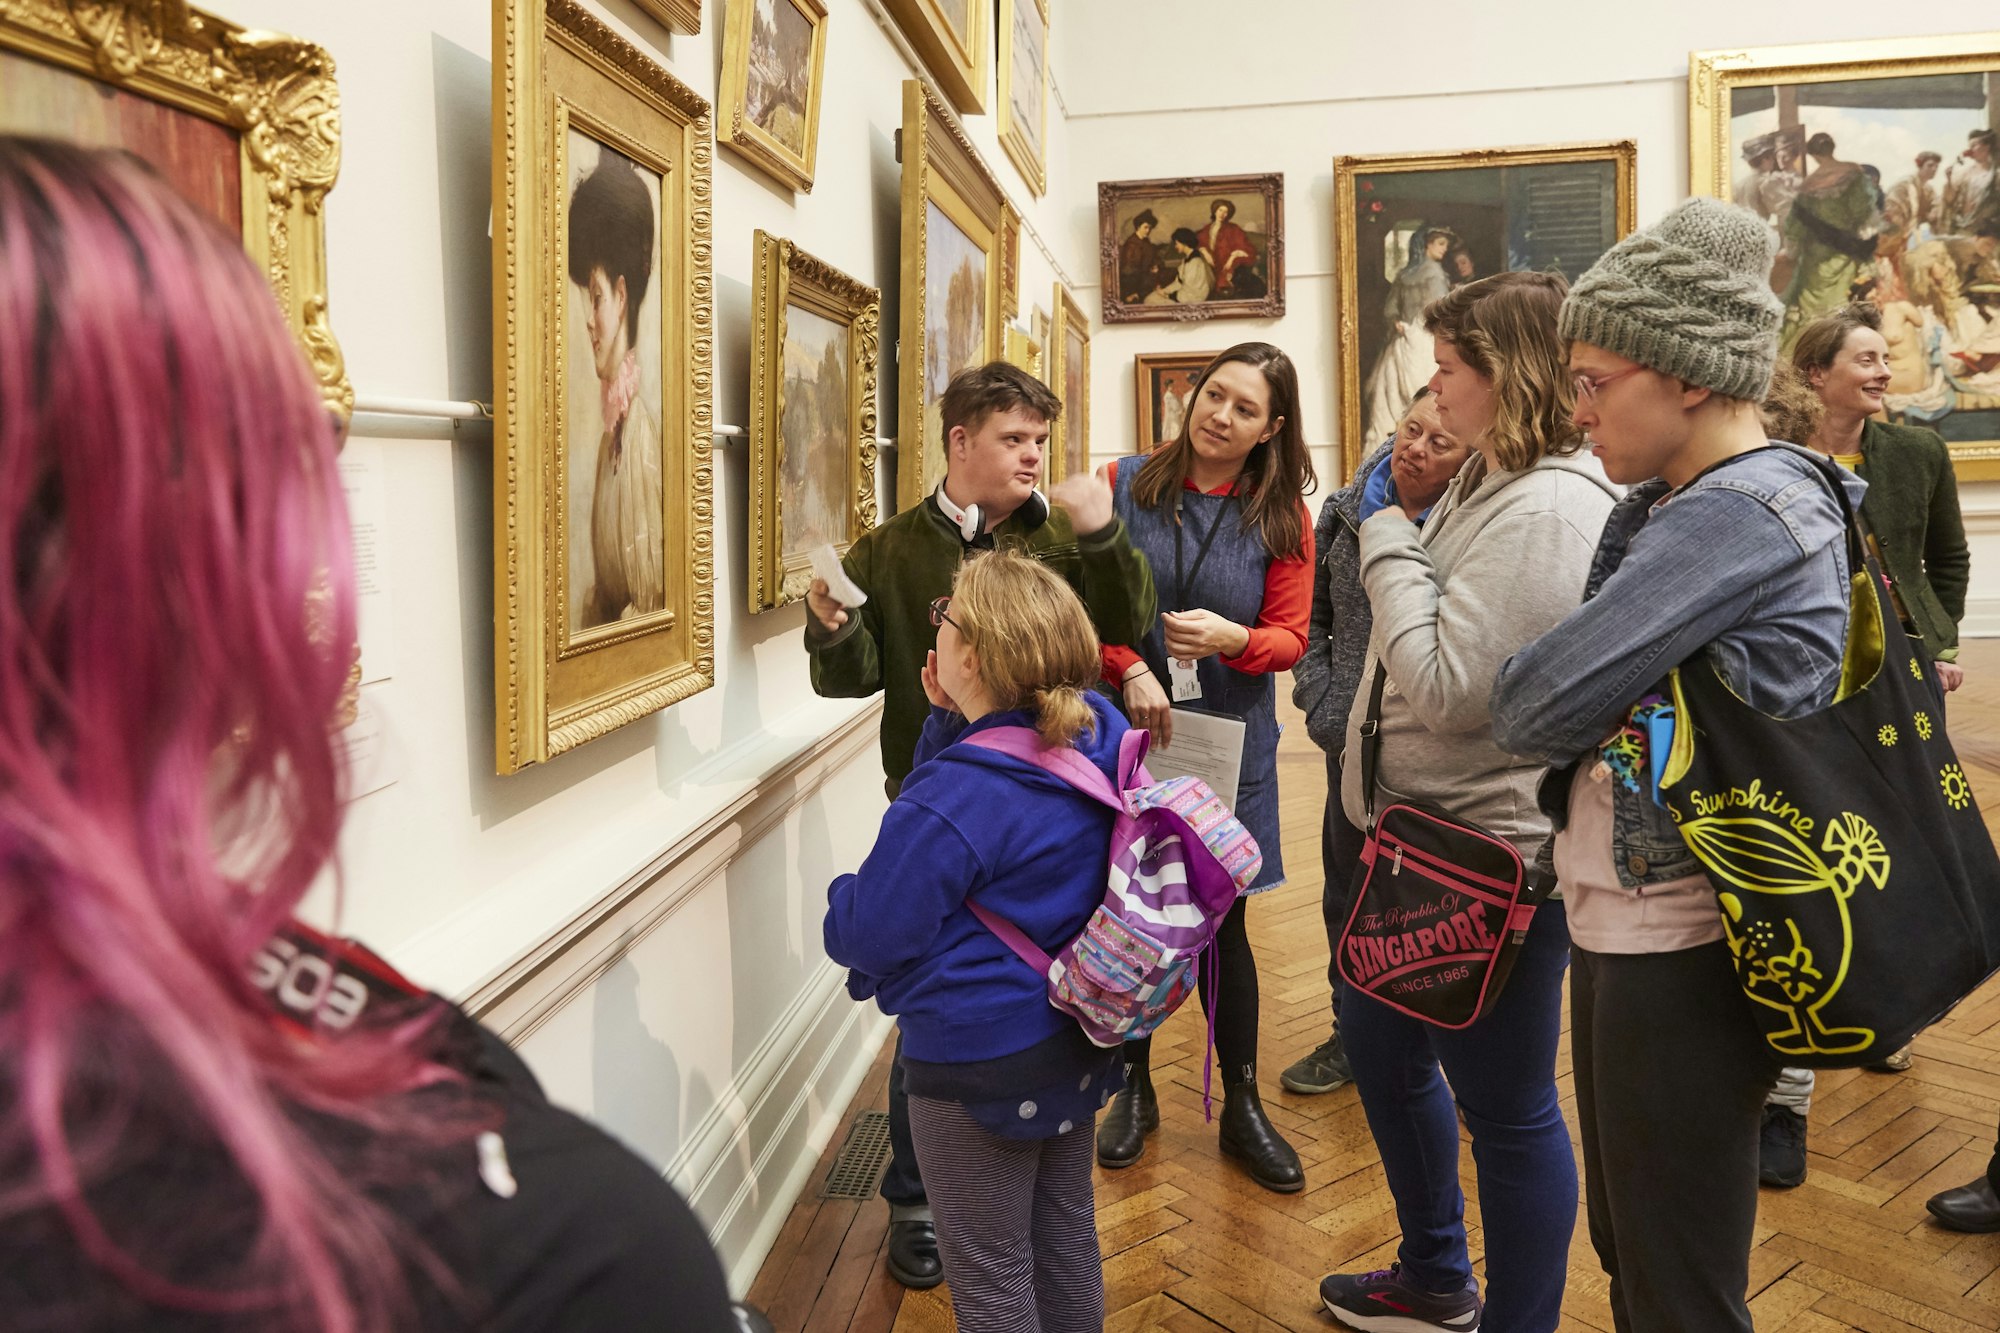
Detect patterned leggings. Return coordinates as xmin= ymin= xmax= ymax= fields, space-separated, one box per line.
xmin=905 ymin=1095 xmax=1103 ymax=1333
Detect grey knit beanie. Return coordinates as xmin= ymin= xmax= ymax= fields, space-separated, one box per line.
xmin=1558 ymin=197 xmax=1784 ymax=401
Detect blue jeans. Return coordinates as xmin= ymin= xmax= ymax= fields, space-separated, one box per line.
xmin=1338 ymin=900 xmax=1574 ymax=1333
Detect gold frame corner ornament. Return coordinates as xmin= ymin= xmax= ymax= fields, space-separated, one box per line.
xmin=1331 ymin=139 xmax=1637 ymax=480
xmin=0 ymin=0 xmax=351 ymax=418
xmin=493 ymin=0 xmax=716 ymax=773
xmin=880 ymin=0 xmax=988 ymax=116
xmin=995 ymin=0 xmax=1048 ymax=197
xmin=717 ymin=0 xmax=828 ymax=193
xmin=896 ymin=79 xmax=1011 ymax=513
xmin=1049 ymin=281 xmax=1090 ymax=484
xmin=748 ymin=229 xmax=881 ymax=613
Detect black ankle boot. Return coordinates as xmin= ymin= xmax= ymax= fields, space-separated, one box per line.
xmin=1096 ymin=1067 xmax=1157 ymax=1168
xmin=1218 ymin=1075 xmax=1303 ymax=1193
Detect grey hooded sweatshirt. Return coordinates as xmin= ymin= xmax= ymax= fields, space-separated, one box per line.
xmin=1339 ymin=449 xmax=1621 ymax=859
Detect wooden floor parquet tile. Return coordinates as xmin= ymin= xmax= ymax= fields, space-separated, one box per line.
xmin=750 ymin=641 xmax=2000 ymax=1330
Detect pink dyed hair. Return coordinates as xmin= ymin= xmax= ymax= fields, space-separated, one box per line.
xmin=0 ymin=138 xmax=464 ymax=1328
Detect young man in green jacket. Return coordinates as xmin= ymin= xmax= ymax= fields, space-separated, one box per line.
xmin=803 ymin=360 xmax=1155 ymax=1289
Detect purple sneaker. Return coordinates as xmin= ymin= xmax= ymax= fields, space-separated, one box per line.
xmin=1319 ymin=1262 xmax=1481 ymax=1332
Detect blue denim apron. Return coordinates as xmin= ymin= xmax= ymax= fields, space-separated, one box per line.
xmin=1111 ymin=458 xmax=1285 ymax=893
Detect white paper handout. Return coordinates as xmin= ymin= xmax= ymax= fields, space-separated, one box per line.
xmin=810 ymin=542 xmax=867 ymax=607
xmin=1141 ymin=708 xmax=1247 ymax=811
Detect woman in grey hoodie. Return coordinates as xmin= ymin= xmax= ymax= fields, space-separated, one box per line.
xmin=1318 ymin=272 xmax=1618 ymax=1333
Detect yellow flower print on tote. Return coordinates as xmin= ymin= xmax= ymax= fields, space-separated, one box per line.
xmin=1915 ymin=712 xmax=1933 ymax=741
xmin=1679 ymin=810 xmax=1889 ymax=1057
xmin=1878 ymin=725 xmax=1898 ymax=746
xmin=1911 ymin=657 xmax=1925 ymax=680
xmin=1942 ymin=764 xmax=1972 ymax=811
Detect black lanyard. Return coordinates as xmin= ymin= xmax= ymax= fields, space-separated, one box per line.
xmin=1172 ymin=488 xmax=1239 ymax=614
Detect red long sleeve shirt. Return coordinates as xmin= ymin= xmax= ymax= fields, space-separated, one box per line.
xmin=1098 ymin=462 xmax=1313 ymax=687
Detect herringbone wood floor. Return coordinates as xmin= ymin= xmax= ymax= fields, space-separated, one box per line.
xmin=749 ymin=641 xmax=2000 ymax=1332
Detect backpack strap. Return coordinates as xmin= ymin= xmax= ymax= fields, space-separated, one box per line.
xmin=959 ymin=725 xmax=1127 ymax=812
xmin=1117 ymin=728 xmax=1153 ymax=790
xmin=964 ymin=900 xmax=1056 ymax=978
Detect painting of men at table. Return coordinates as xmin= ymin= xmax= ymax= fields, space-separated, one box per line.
xmin=1727 ymin=72 xmax=2000 ymax=443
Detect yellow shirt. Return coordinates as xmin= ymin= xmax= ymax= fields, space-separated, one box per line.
xmin=1831 ymin=450 xmax=1863 ymax=471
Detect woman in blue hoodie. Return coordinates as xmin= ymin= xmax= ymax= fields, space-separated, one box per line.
xmin=824 ymin=549 xmax=1127 ymax=1333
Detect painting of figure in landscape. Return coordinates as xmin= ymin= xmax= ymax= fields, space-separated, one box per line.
xmin=743 ymin=0 xmax=814 ymax=156
xmin=779 ymin=303 xmax=852 ymax=553
xmin=922 ymin=199 xmax=988 ymax=485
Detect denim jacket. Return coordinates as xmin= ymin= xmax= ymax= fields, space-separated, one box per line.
xmin=1490 ymin=444 xmax=1862 ymax=889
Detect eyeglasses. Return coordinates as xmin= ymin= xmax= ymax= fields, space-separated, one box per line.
xmin=928 ymin=595 xmax=961 ymax=632
xmin=1573 ymin=365 xmax=1645 ymax=403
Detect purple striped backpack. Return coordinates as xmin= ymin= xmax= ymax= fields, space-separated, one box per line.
xmin=958 ymin=726 xmax=1258 ymax=1053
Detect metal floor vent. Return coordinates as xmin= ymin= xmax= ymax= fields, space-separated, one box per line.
xmin=819 ymin=1110 xmax=891 ymax=1200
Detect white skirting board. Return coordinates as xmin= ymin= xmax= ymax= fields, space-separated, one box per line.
xmin=1961 ymin=596 xmax=2000 ymax=639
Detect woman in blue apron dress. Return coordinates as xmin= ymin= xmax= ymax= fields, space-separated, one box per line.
xmin=1094 ymin=343 xmax=1317 ymax=1192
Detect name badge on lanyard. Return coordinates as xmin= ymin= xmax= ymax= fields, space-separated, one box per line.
xmin=1168 ymin=488 xmax=1238 ymax=707
xmin=1169 ymin=656 xmax=1201 ymax=702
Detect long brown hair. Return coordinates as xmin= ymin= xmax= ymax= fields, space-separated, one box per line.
xmin=1423 ymin=271 xmax=1583 ymax=471
xmin=1131 ymin=342 xmax=1314 ymax=557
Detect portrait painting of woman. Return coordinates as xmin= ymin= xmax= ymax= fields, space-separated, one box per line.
xmin=565 ymin=132 xmax=668 ymax=635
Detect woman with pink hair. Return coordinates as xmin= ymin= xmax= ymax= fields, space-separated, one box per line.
xmin=0 ymin=136 xmax=735 ymax=1331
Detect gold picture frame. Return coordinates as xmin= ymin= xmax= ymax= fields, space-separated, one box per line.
xmin=997 ymin=0 xmax=1047 ymax=196
xmin=633 ymin=0 xmax=702 ymax=34
xmin=897 ymin=79 xmax=1019 ymax=512
xmin=748 ymin=231 xmax=880 ymax=612
xmin=1049 ymin=283 xmax=1091 ymax=484
xmin=0 ymin=0 xmax=350 ymax=417
xmin=717 ymin=0 xmax=827 ymax=193
xmin=1333 ymin=140 xmax=1637 ymax=479
xmin=1691 ymin=32 xmax=2000 ymax=480
xmin=880 ymin=0 xmax=986 ymax=116
xmin=493 ymin=0 xmax=715 ymax=773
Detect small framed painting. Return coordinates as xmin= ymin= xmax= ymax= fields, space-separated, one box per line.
xmin=718 ymin=0 xmax=828 ymax=192
xmin=1133 ymin=350 xmax=1220 ymax=453
xmin=1049 ymin=284 xmax=1090 ymax=483
xmin=748 ymin=232 xmax=880 ymax=612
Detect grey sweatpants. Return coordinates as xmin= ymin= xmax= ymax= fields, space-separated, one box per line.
xmin=1767 ymin=1066 xmax=1815 ymax=1114
xmin=906 ymin=1094 xmax=1104 ymax=1333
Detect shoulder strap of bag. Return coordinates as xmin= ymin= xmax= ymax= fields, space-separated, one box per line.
xmin=960 ymin=725 xmax=1128 ymax=812
xmin=964 ymin=900 xmax=1056 ymax=977
xmin=1117 ymin=727 xmax=1153 ymax=789
xmin=1359 ymin=662 xmax=1389 ymax=823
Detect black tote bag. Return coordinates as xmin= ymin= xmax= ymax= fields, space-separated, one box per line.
xmin=1659 ymin=453 xmax=2000 ymax=1069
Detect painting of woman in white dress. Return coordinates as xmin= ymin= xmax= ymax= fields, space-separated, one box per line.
xmin=1362 ymin=226 xmax=1454 ymax=444
xmin=564 ymin=135 xmax=666 ymax=634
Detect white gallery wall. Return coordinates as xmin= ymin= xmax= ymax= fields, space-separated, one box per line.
xmin=214 ymin=0 xmax=1079 ymax=1292
xmin=1059 ymin=1 xmax=2000 ymax=635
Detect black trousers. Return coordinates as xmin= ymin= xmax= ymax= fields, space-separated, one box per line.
xmin=1571 ymin=941 xmax=1780 ymax=1333
xmin=1320 ymin=750 xmax=1368 ymax=1034
xmin=880 ymin=1035 xmax=927 ymax=1209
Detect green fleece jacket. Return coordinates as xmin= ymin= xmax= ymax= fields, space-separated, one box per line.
xmin=805 ymin=497 xmax=1156 ymax=794
xmin=1854 ymin=418 xmax=1970 ymax=661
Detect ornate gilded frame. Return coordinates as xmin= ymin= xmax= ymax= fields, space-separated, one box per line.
xmin=717 ymin=0 xmax=827 ymax=193
xmin=880 ymin=0 xmax=986 ymax=115
xmin=493 ymin=0 xmax=715 ymax=772
xmin=1691 ymin=33 xmax=2000 ymax=481
xmin=896 ymin=79 xmax=1018 ymax=511
xmin=748 ymin=231 xmax=879 ymax=612
xmin=1049 ymin=283 xmax=1090 ymax=484
xmin=997 ymin=0 xmax=1047 ymax=196
xmin=0 ymin=0 xmax=350 ymax=417
xmin=1333 ymin=140 xmax=1636 ymax=479
xmin=633 ymin=0 xmax=702 ymax=35
xmin=1098 ymin=172 xmax=1286 ymax=324
xmin=1133 ymin=350 xmax=1218 ymax=454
